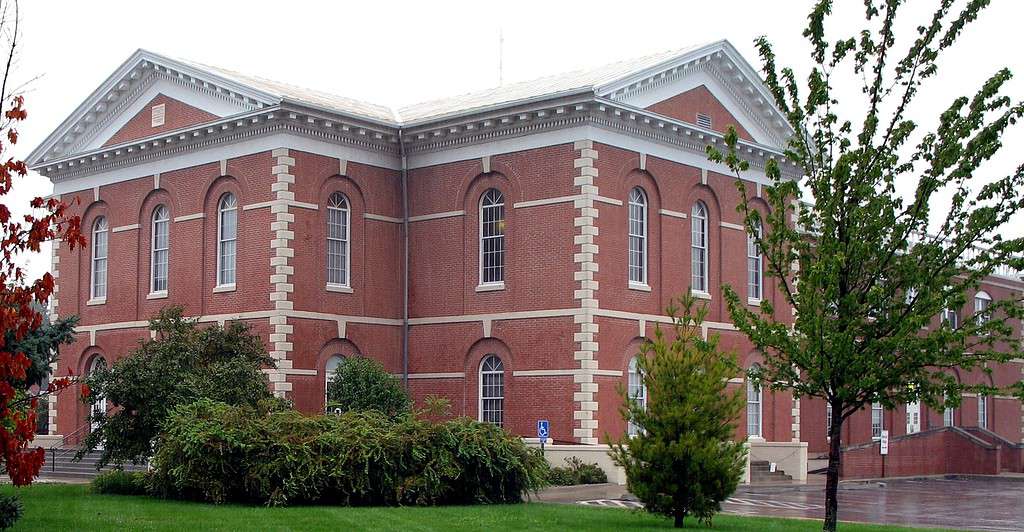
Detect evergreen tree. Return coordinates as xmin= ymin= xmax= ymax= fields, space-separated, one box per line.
xmin=610 ymin=295 xmax=747 ymax=529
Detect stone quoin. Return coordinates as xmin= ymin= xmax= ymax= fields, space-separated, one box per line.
xmin=29 ymin=41 xmax=1024 ymax=478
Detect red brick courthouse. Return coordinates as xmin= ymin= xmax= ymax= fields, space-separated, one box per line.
xmin=29 ymin=42 xmax=1024 ymax=480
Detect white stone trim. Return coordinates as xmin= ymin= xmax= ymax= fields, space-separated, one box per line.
xmin=513 ymin=195 xmax=578 ymax=209
xmin=475 ymin=282 xmax=505 ymax=292
xmin=571 ymin=139 xmax=600 ymax=445
xmin=658 ymin=208 xmax=688 ymax=219
xmin=513 ymin=369 xmax=622 ymax=378
xmin=242 ymin=199 xmax=318 ymax=211
xmin=146 ymin=291 xmax=168 ymax=300
xmin=363 ymin=213 xmax=403 ymax=224
xmin=212 ymin=284 xmax=236 ymax=293
xmin=173 ymin=212 xmax=205 ymax=222
xmin=111 ymin=223 xmax=140 ymax=233
xmin=405 ymin=372 xmax=465 ymax=379
xmin=325 ymin=283 xmax=353 ymax=293
xmin=408 ymin=308 xmax=580 ymax=326
xmin=408 ymin=210 xmax=464 ymax=222
xmin=266 ymin=148 xmax=297 ymax=398
xmin=721 ymin=221 xmax=745 ymax=231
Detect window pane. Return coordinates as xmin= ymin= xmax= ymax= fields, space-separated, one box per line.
xmin=327 ymin=193 xmax=350 ymax=286
xmin=480 ymin=355 xmax=504 ymax=427
xmin=481 ymin=190 xmax=505 ymax=284
xmin=691 ymin=203 xmax=707 ymax=292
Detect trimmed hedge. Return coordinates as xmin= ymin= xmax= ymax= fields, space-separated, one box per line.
xmin=150 ymin=400 xmax=547 ymax=506
xmin=545 ymin=457 xmax=608 ymax=486
xmin=91 ymin=470 xmax=149 ymax=496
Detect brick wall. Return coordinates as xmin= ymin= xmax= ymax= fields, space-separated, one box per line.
xmin=840 ymin=427 xmax=1003 ymax=478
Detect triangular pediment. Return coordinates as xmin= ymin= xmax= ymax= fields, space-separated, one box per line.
xmin=596 ymin=40 xmax=793 ymax=149
xmin=28 ymin=50 xmax=277 ymax=167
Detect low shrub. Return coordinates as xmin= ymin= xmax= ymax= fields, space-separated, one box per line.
xmin=150 ymin=399 xmax=547 ymax=506
xmin=545 ymin=457 xmax=608 ymax=486
xmin=0 ymin=494 xmax=22 ymax=530
xmin=326 ymin=356 xmax=411 ymax=419
xmin=91 ymin=470 xmax=149 ymax=496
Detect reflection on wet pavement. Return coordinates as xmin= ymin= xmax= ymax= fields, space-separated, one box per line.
xmin=580 ymin=477 xmax=1024 ymax=531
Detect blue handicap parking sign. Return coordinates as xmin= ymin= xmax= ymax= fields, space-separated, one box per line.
xmin=537 ymin=419 xmax=549 ymax=439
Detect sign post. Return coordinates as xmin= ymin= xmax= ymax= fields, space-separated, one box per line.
xmin=879 ymin=430 xmax=889 ymax=478
xmin=537 ymin=419 xmax=549 ymax=456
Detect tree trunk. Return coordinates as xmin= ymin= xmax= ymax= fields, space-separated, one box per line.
xmin=674 ymin=511 xmax=684 ymax=528
xmin=824 ymin=402 xmax=843 ymax=532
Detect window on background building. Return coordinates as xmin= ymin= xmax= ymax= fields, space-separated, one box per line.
xmin=691 ymin=201 xmax=708 ymax=293
xmin=90 ymin=217 xmax=108 ymax=300
xmin=825 ymin=402 xmax=832 ymax=438
xmin=627 ymin=357 xmax=647 ymax=437
xmin=216 ymin=193 xmax=237 ymax=287
xmin=944 ymin=395 xmax=955 ymax=427
xmin=326 ymin=192 xmax=350 ymax=286
xmin=480 ymin=189 xmax=505 ymax=285
xmin=871 ymin=402 xmax=883 ymax=439
xmin=940 ymin=287 xmax=959 ymax=329
xmin=150 ymin=205 xmax=169 ymax=293
xmin=746 ymin=371 xmax=762 ymax=438
xmin=747 ymin=219 xmax=762 ymax=301
xmin=480 ymin=354 xmax=504 ymax=426
xmin=628 ymin=187 xmax=647 ymax=285
xmin=977 ymin=395 xmax=987 ymax=429
xmin=974 ymin=291 xmax=991 ymax=327
xmin=324 ymin=354 xmax=345 ymax=406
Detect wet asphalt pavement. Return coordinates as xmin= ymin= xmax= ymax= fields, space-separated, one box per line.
xmin=565 ymin=476 xmax=1024 ymax=531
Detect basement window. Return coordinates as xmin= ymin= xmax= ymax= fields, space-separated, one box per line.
xmin=696 ymin=113 xmax=712 ymax=129
xmin=151 ymin=103 xmax=166 ymax=127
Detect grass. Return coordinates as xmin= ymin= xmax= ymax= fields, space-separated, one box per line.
xmin=0 ymin=483 xmax=951 ymax=531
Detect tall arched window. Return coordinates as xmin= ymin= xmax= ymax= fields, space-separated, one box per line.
xmin=217 ymin=193 xmax=238 ymax=287
xmin=480 ymin=189 xmax=505 ymax=285
xmin=150 ymin=205 xmax=169 ymax=293
xmin=977 ymin=394 xmax=987 ymax=429
xmin=871 ymin=402 xmax=883 ymax=439
xmin=326 ymin=192 xmax=350 ymax=286
xmin=747 ymin=219 xmax=762 ymax=301
xmin=324 ymin=354 xmax=345 ymax=402
xmin=628 ymin=187 xmax=647 ymax=285
xmin=691 ymin=202 xmax=708 ymax=293
xmin=479 ymin=354 xmax=504 ymax=426
xmin=746 ymin=368 xmax=762 ymax=438
xmin=974 ymin=291 xmax=991 ymax=326
xmin=88 ymin=356 xmax=107 ymax=431
xmin=943 ymin=393 xmax=955 ymax=427
xmin=90 ymin=217 xmax=108 ymax=300
xmin=627 ymin=357 xmax=647 ymax=437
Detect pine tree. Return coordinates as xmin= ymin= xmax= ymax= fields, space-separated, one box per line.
xmin=610 ymin=295 xmax=747 ymax=529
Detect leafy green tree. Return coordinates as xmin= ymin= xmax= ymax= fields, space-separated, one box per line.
xmin=4 ymin=314 xmax=78 ymax=388
xmin=80 ymin=307 xmax=276 ymax=468
xmin=707 ymin=2 xmax=1024 ymax=530
xmin=326 ymin=356 xmax=411 ymax=419
xmin=610 ymin=295 xmax=747 ymax=529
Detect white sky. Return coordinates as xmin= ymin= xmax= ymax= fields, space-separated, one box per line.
xmin=7 ymin=0 xmax=1024 ymax=282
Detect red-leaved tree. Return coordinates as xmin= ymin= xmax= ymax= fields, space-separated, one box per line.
xmin=0 ymin=0 xmax=85 ymax=485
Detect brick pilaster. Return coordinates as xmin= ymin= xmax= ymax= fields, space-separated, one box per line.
xmin=572 ymin=140 xmax=600 ymax=444
xmin=268 ymin=148 xmax=296 ymax=397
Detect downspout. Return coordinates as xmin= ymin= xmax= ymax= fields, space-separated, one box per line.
xmin=399 ymin=130 xmax=410 ymax=391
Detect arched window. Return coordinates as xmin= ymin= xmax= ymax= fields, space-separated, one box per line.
xmin=217 ymin=193 xmax=238 ymax=287
xmin=943 ymin=393 xmax=955 ymax=427
xmin=324 ymin=354 xmax=345 ymax=399
xmin=974 ymin=291 xmax=991 ymax=326
xmin=691 ymin=202 xmax=708 ymax=293
xmin=871 ymin=402 xmax=883 ymax=439
xmin=746 ymin=368 xmax=762 ymax=438
xmin=628 ymin=187 xmax=647 ymax=285
xmin=479 ymin=354 xmax=504 ymax=426
xmin=90 ymin=217 xmax=108 ymax=300
xmin=480 ymin=189 xmax=505 ymax=285
xmin=627 ymin=357 xmax=647 ymax=437
xmin=747 ymin=219 xmax=762 ymax=301
xmin=88 ymin=356 xmax=107 ymax=431
xmin=326 ymin=192 xmax=350 ymax=286
xmin=150 ymin=205 xmax=169 ymax=293
xmin=977 ymin=394 xmax=987 ymax=429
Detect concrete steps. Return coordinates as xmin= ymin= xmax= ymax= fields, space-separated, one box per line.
xmin=38 ymin=449 xmax=147 ymax=482
xmin=750 ymin=460 xmax=792 ymax=483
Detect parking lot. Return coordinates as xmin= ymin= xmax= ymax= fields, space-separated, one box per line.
xmin=573 ymin=476 xmax=1024 ymax=531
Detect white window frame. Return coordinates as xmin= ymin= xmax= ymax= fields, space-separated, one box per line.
xmin=747 ymin=219 xmax=763 ymax=303
xmin=691 ymin=201 xmax=709 ymax=294
xmin=944 ymin=395 xmax=955 ymax=427
xmin=90 ymin=217 xmax=108 ymax=301
xmin=479 ymin=189 xmax=505 ymax=287
xmin=627 ymin=357 xmax=647 ymax=437
xmin=746 ymin=374 xmax=762 ymax=438
xmin=974 ymin=291 xmax=991 ymax=327
xmin=871 ymin=402 xmax=883 ymax=440
xmin=326 ymin=192 xmax=351 ymax=288
xmin=825 ymin=402 xmax=833 ymax=438
xmin=977 ymin=394 xmax=987 ymax=429
xmin=324 ymin=354 xmax=345 ymax=410
xmin=479 ymin=354 xmax=504 ymax=426
xmin=627 ymin=187 xmax=648 ymax=286
xmin=150 ymin=205 xmax=169 ymax=294
xmin=216 ymin=193 xmax=238 ymax=288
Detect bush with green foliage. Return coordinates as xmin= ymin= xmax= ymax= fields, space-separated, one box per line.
xmin=325 ymin=356 xmax=411 ymax=419
xmin=0 ymin=494 xmax=22 ymax=530
xmin=544 ymin=457 xmax=608 ymax=486
xmin=150 ymin=399 xmax=546 ymax=506
xmin=611 ymin=295 xmax=747 ymax=528
xmin=80 ymin=307 xmax=278 ymax=468
xmin=91 ymin=470 xmax=149 ymax=496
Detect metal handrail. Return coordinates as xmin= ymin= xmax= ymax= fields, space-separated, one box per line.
xmin=48 ymin=422 xmax=92 ymax=473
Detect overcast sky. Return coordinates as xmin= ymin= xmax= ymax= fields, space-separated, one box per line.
xmin=8 ymin=0 xmax=1024 ymax=281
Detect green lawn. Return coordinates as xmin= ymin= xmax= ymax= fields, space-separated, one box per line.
xmin=1 ymin=484 xmax=950 ymax=531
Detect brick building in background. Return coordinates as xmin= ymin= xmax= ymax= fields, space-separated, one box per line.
xmin=29 ymin=41 xmax=1023 ymax=480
